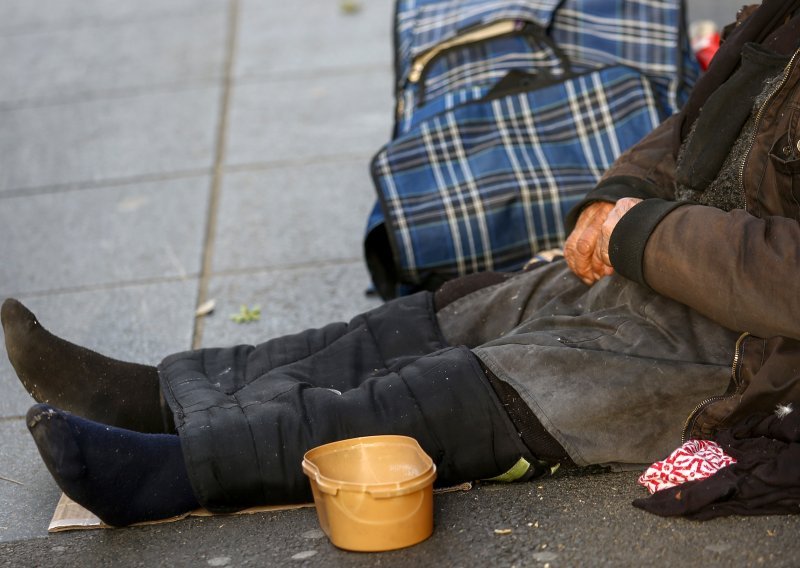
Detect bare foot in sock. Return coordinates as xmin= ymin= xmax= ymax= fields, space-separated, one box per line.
xmin=2 ymin=298 xmax=172 ymax=433
xmin=26 ymin=403 xmax=197 ymax=526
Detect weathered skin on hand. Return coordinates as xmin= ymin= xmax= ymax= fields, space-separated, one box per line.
xmin=564 ymin=201 xmax=614 ymax=285
xmin=564 ymin=198 xmax=642 ymax=285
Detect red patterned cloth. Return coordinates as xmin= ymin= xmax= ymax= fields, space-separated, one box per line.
xmin=638 ymin=440 xmax=737 ymax=494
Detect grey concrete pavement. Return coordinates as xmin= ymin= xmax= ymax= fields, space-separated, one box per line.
xmin=1 ymin=0 xmax=799 ymax=566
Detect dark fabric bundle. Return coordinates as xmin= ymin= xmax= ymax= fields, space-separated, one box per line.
xmin=633 ymin=409 xmax=800 ymax=520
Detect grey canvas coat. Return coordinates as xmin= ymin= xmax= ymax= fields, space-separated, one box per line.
xmin=437 ymin=261 xmax=740 ymax=468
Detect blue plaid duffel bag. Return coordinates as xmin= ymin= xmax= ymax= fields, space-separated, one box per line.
xmin=364 ymin=0 xmax=699 ymax=299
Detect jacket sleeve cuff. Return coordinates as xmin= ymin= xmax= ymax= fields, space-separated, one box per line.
xmin=565 ymin=176 xmax=665 ymax=233
xmin=608 ymin=199 xmax=689 ymax=286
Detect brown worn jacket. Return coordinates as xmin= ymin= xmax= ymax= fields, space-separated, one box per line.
xmin=569 ymin=4 xmax=800 ymax=440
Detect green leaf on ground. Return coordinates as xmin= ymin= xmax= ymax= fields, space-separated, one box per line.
xmin=340 ymin=0 xmax=362 ymax=14
xmin=230 ymin=304 xmax=261 ymax=323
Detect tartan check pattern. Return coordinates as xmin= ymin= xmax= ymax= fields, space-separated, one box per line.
xmin=395 ymin=0 xmax=560 ymax=80
xmin=373 ymin=66 xmax=661 ymax=283
xmin=550 ymin=0 xmax=698 ymax=113
xmin=398 ymin=31 xmax=568 ymax=134
xmin=367 ymin=0 xmax=698 ymax=295
xmin=421 ymin=33 xmax=564 ymax=104
xmin=395 ymin=0 xmax=696 ymax=132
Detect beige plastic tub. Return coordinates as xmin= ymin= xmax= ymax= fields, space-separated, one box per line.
xmin=301 ymin=435 xmax=437 ymax=552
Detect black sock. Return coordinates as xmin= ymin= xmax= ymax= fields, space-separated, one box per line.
xmin=26 ymin=403 xmax=198 ymax=527
xmin=2 ymin=298 xmax=173 ymax=433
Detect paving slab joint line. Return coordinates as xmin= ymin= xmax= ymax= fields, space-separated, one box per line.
xmin=0 ymin=78 xmax=223 ymax=113
xmin=0 ymin=169 xmax=213 ymax=200
xmin=0 ymin=415 xmax=25 ymax=424
xmin=224 ymin=152 xmax=377 ymax=174
xmin=0 ymin=6 xmax=229 ymax=39
xmin=210 ymin=256 xmax=367 ymax=278
xmin=235 ymin=62 xmax=392 ymax=85
xmin=192 ymin=0 xmax=240 ymax=350
xmin=0 ymin=152 xmax=371 ymax=200
xmin=0 ymin=273 xmax=200 ymax=302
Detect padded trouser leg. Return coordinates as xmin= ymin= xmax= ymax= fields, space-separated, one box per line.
xmin=165 ymin=346 xmax=529 ymax=512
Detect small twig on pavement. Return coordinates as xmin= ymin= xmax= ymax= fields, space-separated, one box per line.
xmin=0 ymin=474 xmax=24 ymax=486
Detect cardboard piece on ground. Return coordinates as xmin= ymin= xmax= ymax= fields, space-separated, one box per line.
xmin=48 ymin=482 xmax=473 ymax=532
xmin=48 ymin=493 xmax=313 ymax=532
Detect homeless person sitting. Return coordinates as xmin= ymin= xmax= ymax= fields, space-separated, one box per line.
xmin=3 ymin=0 xmax=800 ymax=527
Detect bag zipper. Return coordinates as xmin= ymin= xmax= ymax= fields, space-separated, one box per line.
xmin=408 ymin=19 xmax=522 ymax=84
xmin=405 ymin=19 xmax=574 ymax=113
xmin=739 ymin=47 xmax=800 ymax=195
xmin=397 ymin=19 xmax=524 ymax=124
xmin=681 ymin=331 xmax=750 ymax=443
xmin=417 ymin=27 xmax=533 ymax=106
xmin=395 ymin=63 xmax=649 ymax=141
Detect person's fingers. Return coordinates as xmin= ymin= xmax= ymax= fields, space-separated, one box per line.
xmin=565 ymin=224 xmax=599 ymax=281
xmin=564 ymin=201 xmax=614 ymax=283
xmin=597 ymin=197 xmax=643 ymax=266
xmin=588 ymin=238 xmax=606 ymax=281
xmin=597 ymin=217 xmax=614 ymax=267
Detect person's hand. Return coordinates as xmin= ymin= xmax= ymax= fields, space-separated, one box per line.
xmin=595 ymin=197 xmax=642 ymax=269
xmin=564 ymin=198 xmax=642 ymax=285
xmin=565 ymin=201 xmax=614 ymax=284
